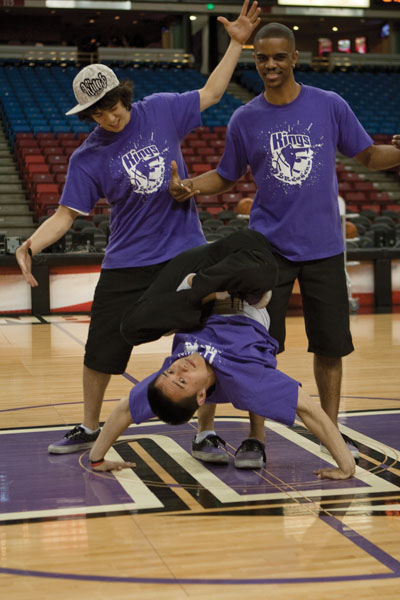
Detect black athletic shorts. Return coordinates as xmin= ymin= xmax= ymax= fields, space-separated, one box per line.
xmin=84 ymin=262 xmax=168 ymax=374
xmin=267 ymin=252 xmax=354 ymax=357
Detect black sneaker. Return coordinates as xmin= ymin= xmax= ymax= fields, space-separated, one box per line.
xmin=48 ymin=425 xmax=100 ymax=454
xmin=192 ymin=434 xmax=229 ymax=464
xmin=234 ymin=438 xmax=266 ymax=469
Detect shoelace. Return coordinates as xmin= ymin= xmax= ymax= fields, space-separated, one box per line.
xmin=236 ymin=439 xmax=266 ymax=460
xmin=205 ymin=434 xmax=226 ymax=448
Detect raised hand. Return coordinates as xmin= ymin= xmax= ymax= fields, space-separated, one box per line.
xmin=169 ymin=160 xmax=200 ymax=202
xmin=218 ymin=0 xmax=261 ymax=46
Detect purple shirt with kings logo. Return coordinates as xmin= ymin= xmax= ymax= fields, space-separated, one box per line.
xmin=129 ymin=314 xmax=300 ymax=427
xmin=60 ymin=91 xmax=206 ymax=268
xmin=217 ymin=85 xmax=373 ymax=261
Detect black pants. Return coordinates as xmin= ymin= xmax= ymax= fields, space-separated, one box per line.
xmin=121 ymin=230 xmax=278 ymax=346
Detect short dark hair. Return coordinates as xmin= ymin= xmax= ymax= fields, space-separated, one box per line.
xmin=147 ymin=377 xmax=198 ymax=425
xmin=254 ymin=23 xmax=296 ymax=48
xmin=78 ymin=79 xmax=134 ymax=122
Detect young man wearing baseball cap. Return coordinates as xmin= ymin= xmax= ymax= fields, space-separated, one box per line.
xmin=15 ymin=0 xmax=261 ymax=454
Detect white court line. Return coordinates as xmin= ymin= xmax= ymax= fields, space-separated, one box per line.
xmin=2 ymin=417 xmax=399 ymax=523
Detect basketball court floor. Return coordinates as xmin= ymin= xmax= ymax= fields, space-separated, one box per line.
xmin=0 ymin=311 xmax=399 ymax=599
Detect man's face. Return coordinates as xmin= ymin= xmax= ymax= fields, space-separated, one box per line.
xmin=91 ymin=100 xmax=131 ymax=132
xmin=253 ymin=37 xmax=298 ymax=91
xmin=155 ymin=354 xmax=209 ymax=404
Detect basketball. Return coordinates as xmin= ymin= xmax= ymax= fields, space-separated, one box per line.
xmin=346 ymin=220 xmax=358 ymax=238
xmin=236 ymin=197 xmax=253 ymax=215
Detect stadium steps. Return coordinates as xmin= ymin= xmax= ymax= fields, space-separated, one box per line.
xmin=0 ymin=123 xmax=36 ymax=239
xmin=227 ymin=81 xmax=255 ymax=104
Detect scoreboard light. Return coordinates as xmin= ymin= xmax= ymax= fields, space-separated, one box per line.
xmin=277 ymin=0 xmax=370 ymax=7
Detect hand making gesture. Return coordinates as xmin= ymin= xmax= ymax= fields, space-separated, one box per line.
xmin=218 ymin=0 xmax=261 ymax=46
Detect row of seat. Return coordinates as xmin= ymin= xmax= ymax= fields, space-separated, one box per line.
xmin=0 ymin=64 xmax=243 ymax=144
xmin=346 ymin=211 xmax=400 ymax=249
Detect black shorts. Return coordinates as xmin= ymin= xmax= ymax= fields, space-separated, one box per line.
xmin=84 ymin=262 xmax=168 ymax=374
xmin=267 ymin=252 xmax=354 ymax=357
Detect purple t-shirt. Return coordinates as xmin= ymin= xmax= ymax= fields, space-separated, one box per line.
xmin=129 ymin=314 xmax=300 ymax=427
xmin=217 ymin=85 xmax=373 ymax=261
xmin=60 ymin=91 xmax=205 ymax=268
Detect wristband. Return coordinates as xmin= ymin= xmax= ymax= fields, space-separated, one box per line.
xmin=89 ymin=458 xmax=105 ymax=467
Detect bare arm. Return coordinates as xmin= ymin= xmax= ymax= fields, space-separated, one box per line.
xmin=198 ymin=0 xmax=260 ymax=111
xmin=296 ymin=387 xmax=355 ymax=480
xmin=16 ymin=205 xmax=78 ymax=287
xmin=89 ymin=396 xmax=136 ymax=472
xmin=355 ymin=136 xmax=400 ymax=171
xmin=169 ymin=161 xmax=236 ymax=202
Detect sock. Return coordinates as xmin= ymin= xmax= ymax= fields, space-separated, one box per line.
xmin=80 ymin=424 xmax=100 ymax=434
xmin=177 ymin=273 xmax=196 ymax=291
xmin=195 ymin=430 xmax=216 ymax=443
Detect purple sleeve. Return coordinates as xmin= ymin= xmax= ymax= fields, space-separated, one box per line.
xmin=162 ymin=91 xmax=202 ymax=140
xmin=335 ymin=94 xmax=373 ymax=158
xmin=128 ymin=374 xmax=156 ymax=424
xmin=59 ymin=153 xmax=102 ymax=214
xmin=216 ymin=117 xmax=248 ymax=182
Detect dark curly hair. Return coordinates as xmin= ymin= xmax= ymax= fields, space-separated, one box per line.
xmin=78 ymin=79 xmax=134 ymax=122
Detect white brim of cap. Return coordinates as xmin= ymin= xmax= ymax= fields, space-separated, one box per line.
xmin=65 ymin=82 xmax=119 ymax=116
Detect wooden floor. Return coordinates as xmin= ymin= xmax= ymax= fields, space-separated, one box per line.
xmin=1 ymin=312 xmax=400 ymax=599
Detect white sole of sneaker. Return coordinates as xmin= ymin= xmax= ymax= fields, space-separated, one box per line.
xmin=192 ymin=451 xmax=229 ymax=464
xmin=47 ymin=442 xmax=95 ymax=454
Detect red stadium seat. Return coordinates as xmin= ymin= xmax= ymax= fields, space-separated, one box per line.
xmin=197 ymin=147 xmax=216 ymax=156
xmin=23 ymin=163 xmax=50 ymax=186
xmin=36 ymin=133 xmax=55 ymax=141
xmin=47 ymin=155 xmax=69 ymax=166
xmin=15 ymin=138 xmax=39 ymax=149
xmin=42 ymin=146 xmax=64 ymax=156
xmin=384 ymin=204 xmax=400 ymax=213
xmin=345 ymin=192 xmax=367 ymax=204
xmin=93 ymin=198 xmax=110 ymax=215
xmin=29 ymin=173 xmax=55 ymax=195
xmin=205 ymin=155 xmax=220 ymax=166
xmin=56 ymin=132 xmax=75 ymax=140
xmin=188 ymin=139 xmax=207 ymax=148
xmin=356 ymin=181 xmax=375 ymax=193
xmin=190 ymin=163 xmax=211 ymax=175
xmin=236 ymin=182 xmax=257 ymax=194
xmin=64 ymin=146 xmax=78 ymax=158
xmin=213 ymin=140 xmax=226 ymax=151
xmin=35 ymin=194 xmax=60 ymax=219
xmin=38 ymin=139 xmax=61 ymax=149
xmin=201 ymin=133 xmax=219 ymax=141
xmin=196 ymin=195 xmax=222 ymax=209
xmin=369 ymin=192 xmax=391 ymax=203
xmin=15 ymin=132 xmax=35 ymax=140
xmin=50 ymin=163 xmax=68 ymax=174
xmin=35 ymin=183 xmax=60 ymax=200
xmin=222 ymin=193 xmax=243 ymax=208
xmin=59 ymin=139 xmax=81 ymax=149
xmin=338 ymin=181 xmax=353 ymax=193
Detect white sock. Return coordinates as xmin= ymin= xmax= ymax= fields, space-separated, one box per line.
xmin=81 ymin=424 xmax=100 ymax=434
xmin=195 ymin=430 xmax=216 ymax=443
xmin=177 ymin=273 xmax=196 ymax=291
